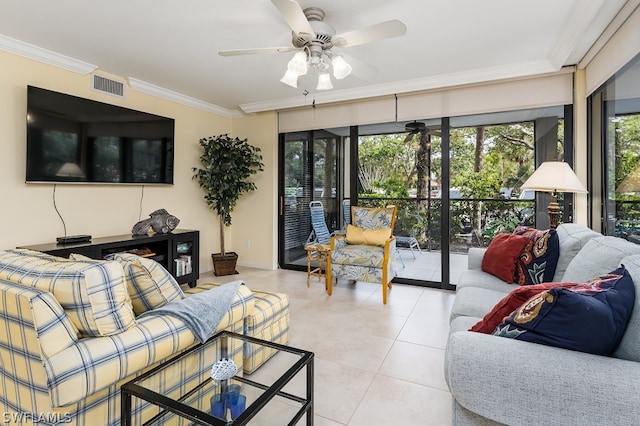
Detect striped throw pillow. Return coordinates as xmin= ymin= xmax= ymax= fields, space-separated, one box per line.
xmin=0 ymin=249 xmax=136 ymax=337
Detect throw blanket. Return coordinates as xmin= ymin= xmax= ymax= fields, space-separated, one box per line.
xmin=139 ymin=280 xmax=244 ymax=343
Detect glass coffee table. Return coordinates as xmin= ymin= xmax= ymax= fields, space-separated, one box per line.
xmin=121 ymin=331 xmax=314 ymax=425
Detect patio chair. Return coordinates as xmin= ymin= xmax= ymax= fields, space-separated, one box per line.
xmin=304 ymin=201 xmax=337 ymax=289
xmin=306 ymin=201 xmax=333 ymax=245
xmin=395 ymin=236 xmax=421 ymax=259
xmin=344 ymin=200 xmax=406 ymax=268
xmin=342 ymin=199 xmax=351 ymax=229
xmin=326 ymin=205 xmax=398 ymax=304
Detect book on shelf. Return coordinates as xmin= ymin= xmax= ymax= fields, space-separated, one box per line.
xmin=174 ymin=255 xmax=192 ymax=277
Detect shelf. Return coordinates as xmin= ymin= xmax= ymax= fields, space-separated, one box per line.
xmin=18 ymin=229 xmax=200 ymax=287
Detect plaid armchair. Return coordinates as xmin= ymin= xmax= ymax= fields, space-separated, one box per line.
xmin=326 ymin=205 xmax=398 ymax=304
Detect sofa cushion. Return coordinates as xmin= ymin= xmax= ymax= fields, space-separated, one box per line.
xmin=242 ymin=288 xmax=290 ymax=373
xmin=44 ymin=282 xmax=255 ymax=408
xmin=481 ymin=233 xmax=529 ymax=282
xmin=113 ymin=252 xmax=185 ymax=315
xmin=553 ymin=223 xmax=603 ymax=281
xmin=562 ymin=236 xmax=640 ymax=283
xmin=345 ymin=224 xmax=391 ymax=246
xmin=494 ymin=266 xmax=635 ymax=356
xmin=450 ymin=315 xmax=482 ymax=336
xmin=0 ymin=249 xmax=136 ymax=337
xmin=455 ymin=269 xmax=517 ymax=293
xmin=470 ymin=281 xmax=585 ymax=334
xmin=513 ymin=227 xmax=560 ymax=285
xmin=450 ymin=286 xmax=510 ymax=322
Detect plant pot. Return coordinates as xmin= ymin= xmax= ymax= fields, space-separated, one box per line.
xmin=211 ymin=252 xmax=239 ymax=276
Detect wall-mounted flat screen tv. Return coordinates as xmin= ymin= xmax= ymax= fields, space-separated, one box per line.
xmin=26 ymin=86 xmax=175 ymax=184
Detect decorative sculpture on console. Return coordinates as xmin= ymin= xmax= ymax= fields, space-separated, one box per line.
xmin=132 ymin=209 xmax=180 ymax=235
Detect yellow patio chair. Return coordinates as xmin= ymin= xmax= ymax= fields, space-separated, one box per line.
xmin=326 ymin=205 xmax=397 ymax=304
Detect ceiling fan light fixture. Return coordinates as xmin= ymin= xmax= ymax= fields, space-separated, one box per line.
xmin=331 ymin=55 xmax=352 ymax=79
xmin=316 ymin=72 xmax=333 ymax=90
xmin=221 ymin=3 xmax=408 ymax=94
xmin=287 ymin=51 xmax=308 ymax=76
xmin=280 ymin=68 xmax=299 ymax=88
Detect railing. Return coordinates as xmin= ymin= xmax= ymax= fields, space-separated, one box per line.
xmin=613 ymin=200 xmax=640 ymax=238
xmin=357 ymin=196 xmax=535 ymax=253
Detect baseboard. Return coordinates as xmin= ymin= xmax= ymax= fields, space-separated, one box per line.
xmin=199 ymin=262 xmax=277 ymax=278
xmin=236 ymin=261 xmax=277 ymax=270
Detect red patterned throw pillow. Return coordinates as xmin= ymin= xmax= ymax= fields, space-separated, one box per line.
xmin=481 ymin=233 xmax=530 ymax=283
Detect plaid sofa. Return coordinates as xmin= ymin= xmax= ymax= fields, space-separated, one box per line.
xmin=0 ymin=249 xmax=287 ymax=425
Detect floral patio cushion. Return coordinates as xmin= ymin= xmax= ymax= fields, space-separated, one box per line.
xmin=331 ymin=243 xmax=386 ymax=268
xmin=352 ymin=206 xmax=396 ymax=230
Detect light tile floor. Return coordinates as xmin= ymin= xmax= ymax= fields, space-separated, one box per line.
xmin=198 ymin=266 xmax=456 ymax=425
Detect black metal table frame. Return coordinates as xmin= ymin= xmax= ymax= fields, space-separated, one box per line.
xmin=121 ymin=330 xmax=314 ymax=426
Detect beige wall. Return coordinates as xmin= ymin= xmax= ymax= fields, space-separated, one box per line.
xmin=0 ymin=50 xmax=278 ymax=273
xmin=231 ymin=113 xmax=278 ymax=269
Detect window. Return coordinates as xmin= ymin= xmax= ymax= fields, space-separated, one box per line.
xmin=591 ymin=53 xmax=640 ymax=239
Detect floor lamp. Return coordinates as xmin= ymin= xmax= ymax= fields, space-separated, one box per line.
xmin=520 ymin=161 xmax=588 ymax=229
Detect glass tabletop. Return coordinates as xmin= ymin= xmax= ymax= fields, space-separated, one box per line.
xmin=121 ymin=331 xmax=314 ymax=425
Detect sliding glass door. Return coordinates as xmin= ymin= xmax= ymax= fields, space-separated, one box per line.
xmin=355 ymin=120 xmax=444 ymax=287
xmin=278 ymin=130 xmax=344 ymax=270
xmin=278 ymin=106 xmax=571 ymax=287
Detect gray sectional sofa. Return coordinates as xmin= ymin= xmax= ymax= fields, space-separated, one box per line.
xmin=445 ymin=223 xmax=640 ymax=425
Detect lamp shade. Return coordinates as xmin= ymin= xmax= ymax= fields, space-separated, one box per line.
xmin=287 ymin=51 xmax=308 ymax=76
xmin=56 ymin=162 xmax=84 ymax=178
xmin=280 ymin=68 xmax=299 ymax=88
xmin=316 ymin=72 xmax=333 ymax=90
xmin=521 ymin=161 xmax=587 ymax=193
xmin=616 ymin=163 xmax=640 ymax=193
xmin=331 ymin=55 xmax=352 ymax=79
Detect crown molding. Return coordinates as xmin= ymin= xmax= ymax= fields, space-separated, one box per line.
xmin=0 ymin=34 xmax=241 ymax=118
xmin=549 ymin=0 xmax=627 ymax=69
xmin=578 ymin=0 xmax=640 ymax=69
xmin=0 ymin=34 xmax=97 ymax=74
xmin=239 ymin=60 xmax=558 ymax=113
xmin=128 ymin=78 xmax=244 ymax=118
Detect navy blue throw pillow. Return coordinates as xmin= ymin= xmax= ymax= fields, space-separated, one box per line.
xmin=494 ymin=266 xmax=635 ymax=356
xmin=512 ymin=226 xmax=560 ymax=285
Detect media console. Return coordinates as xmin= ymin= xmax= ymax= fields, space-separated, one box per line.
xmin=19 ymin=229 xmax=200 ymax=287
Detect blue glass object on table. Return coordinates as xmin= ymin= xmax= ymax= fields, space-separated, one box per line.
xmin=225 ymin=384 xmax=241 ymax=405
xmin=210 ymin=393 xmax=226 ymax=419
xmin=230 ymin=394 xmax=247 ymax=420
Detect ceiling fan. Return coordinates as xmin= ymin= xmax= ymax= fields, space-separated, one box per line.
xmin=219 ymin=0 xmax=407 ymax=90
xmin=404 ymin=121 xmax=441 ymax=142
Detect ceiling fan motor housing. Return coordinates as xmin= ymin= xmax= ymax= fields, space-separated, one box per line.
xmin=405 ymin=121 xmax=426 ymax=132
xmin=292 ymin=7 xmax=335 ymax=49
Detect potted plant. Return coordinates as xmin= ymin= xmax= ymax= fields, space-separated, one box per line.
xmin=193 ymin=134 xmax=264 ymax=276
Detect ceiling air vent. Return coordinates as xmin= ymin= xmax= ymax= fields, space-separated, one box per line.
xmin=92 ymin=74 xmax=125 ymax=98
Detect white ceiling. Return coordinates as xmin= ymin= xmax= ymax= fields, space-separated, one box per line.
xmin=0 ymin=0 xmax=629 ymax=116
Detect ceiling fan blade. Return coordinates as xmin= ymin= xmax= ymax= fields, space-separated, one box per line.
xmin=219 ymin=47 xmax=297 ymax=56
xmin=332 ymin=20 xmax=407 ymax=48
xmin=342 ymin=54 xmax=378 ymax=80
xmin=271 ymin=0 xmax=315 ymax=37
xmin=404 ymin=131 xmax=417 ymax=142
